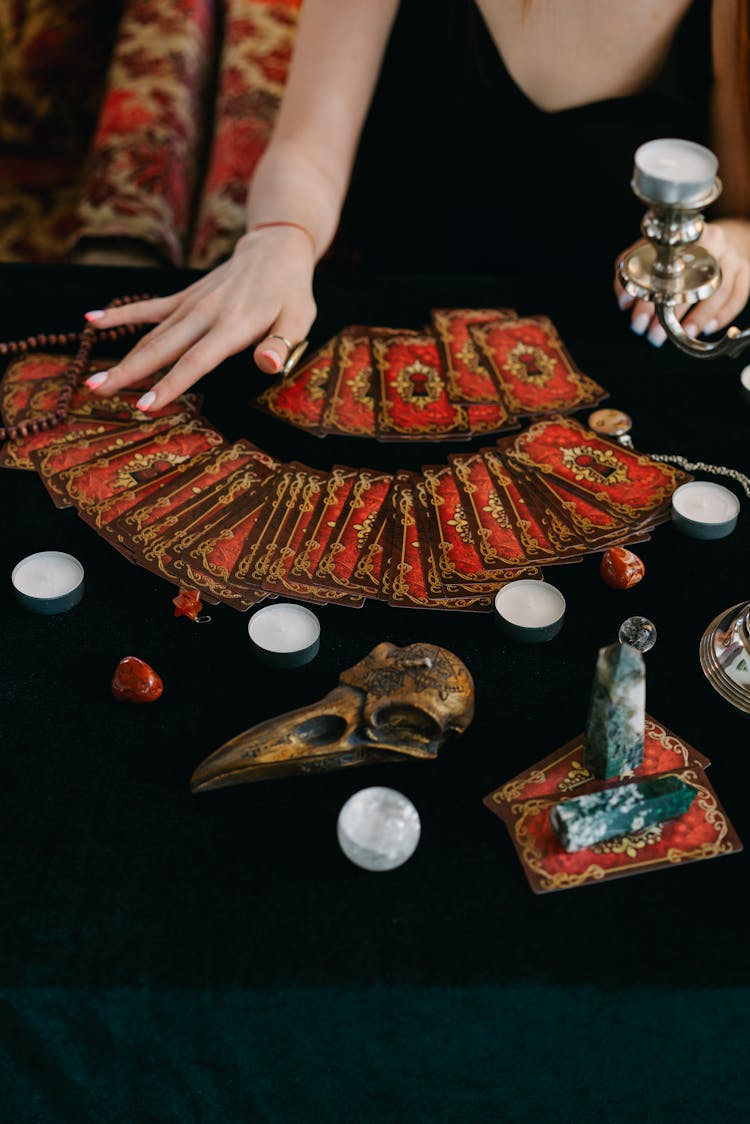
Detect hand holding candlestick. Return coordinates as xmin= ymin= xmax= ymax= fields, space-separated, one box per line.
xmin=618 ymin=138 xmax=750 ymax=359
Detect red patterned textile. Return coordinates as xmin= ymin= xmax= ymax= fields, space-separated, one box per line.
xmin=1 ymin=0 xmax=299 ymax=267
xmin=76 ymin=0 xmax=215 ymax=266
xmin=189 ymin=0 xmax=301 ymax=268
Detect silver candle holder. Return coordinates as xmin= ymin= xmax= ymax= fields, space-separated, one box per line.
xmin=700 ymin=603 xmax=750 ymax=715
xmin=618 ymin=138 xmax=750 ymax=359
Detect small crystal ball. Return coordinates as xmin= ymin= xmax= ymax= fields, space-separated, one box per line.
xmin=337 ymin=787 xmax=421 ymax=872
xmin=618 ymin=616 xmax=657 ymax=653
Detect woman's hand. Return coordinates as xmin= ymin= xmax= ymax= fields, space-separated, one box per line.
xmin=83 ymin=225 xmax=317 ymax=409
xmin=613 ymin=219 xmax=750 ymax=346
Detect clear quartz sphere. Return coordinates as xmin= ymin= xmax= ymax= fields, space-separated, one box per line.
xmin=618 ymin=616 xmax=657 ymax=653
xmin=337 ymin=787 xmax=421 ymax=872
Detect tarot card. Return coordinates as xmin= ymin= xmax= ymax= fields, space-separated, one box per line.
xmin=31 ymin=411 xmax=199 ymax=507
xmin=467 ymin=402 xmax=517 ymax=436
xmin=0 ymin=353 xmax=82 ymax=427
xmin=494 ymin=452 xmax=593 ymax=559
xmin=470 ymin=316 xmax=607 ymax=418
xmin=388 ymin=475 xmax=494 ymax=610
xmin=500 ymin=415 xmax=691 ymax=525
xmin=449 ymin=450 xmax=532 ymax=568
xmin=254 ymin=340 xmax=334 ymax=435
xmin=485 ymin=716 xmax=713 ymax=817
xmin=287 ymin=466 xmax=359 ymax=585
xmin=313 ymin=468 xmax=394 ymax=591
xmin=1 ymin=415 xmax=130 ymax=472
xmin=372 ymin=330 xmax=469 ymax=441
xmin=84 ymin=439 xmax=267 ymax=538
xmin=420 ymin=462 xmax=527 ymax=584
xmin=482 ymin=449 xmax=585 ymax=562
xmin=485 ymin=762 xmax=741 ymax=894
xmin=430 ymin=307 xmax=516 ymax=408
xmin=318 ymin=328 xmax=376 ymax=436
xmin=57 ymin=421 xmax=226 ymax=521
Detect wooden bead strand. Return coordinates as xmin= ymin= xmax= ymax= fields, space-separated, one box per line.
xmin=0 ymin=295 xmax=152 ymax=443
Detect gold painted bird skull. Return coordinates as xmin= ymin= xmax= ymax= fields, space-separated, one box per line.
xmin=190 ymin=642 xmax=475 ymax=790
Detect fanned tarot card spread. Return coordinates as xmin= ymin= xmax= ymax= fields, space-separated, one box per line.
xmin=484 ymin=717 xmax=742 ymax=894
xmin=2 ymin=330 xmax=690 ymax=612
xmin=253 ymin=309 xmax=609 ymax=440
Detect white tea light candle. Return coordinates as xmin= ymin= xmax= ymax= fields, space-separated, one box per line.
xmin=248 ymin=602 xmax=321 ymax=667
xmin=12 ymin=551 xmax=84 ymax=614
xmin=494 ymin=580 xmax=566 ymax=643
xmin=671 ymin=481 xmax=740 ymax=540
xmin=740 ymin=365 xmax=750 ymax=406
xmin=634 ymin=138 xmax=718 ymax=204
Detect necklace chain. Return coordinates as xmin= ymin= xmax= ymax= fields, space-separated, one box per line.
xmin=650 ymin=453 xmax=750 ymax=499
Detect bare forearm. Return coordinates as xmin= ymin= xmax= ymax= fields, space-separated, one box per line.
xmin=245 ymin=0 xmax=400 ymax=258
xmin=246 ymin=140 xmax=347 ymax=260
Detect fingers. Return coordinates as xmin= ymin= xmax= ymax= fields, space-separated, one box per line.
xmin=135 ymin=326 xmax=251 ymax=409
xmin=682 ymin=263 xmax=750 ymax=337
xmin=254 ymin=296 xmax=317 ymax=374
xmin=84 ymin=293 xmax=182 ymax=328
xmin=86 ymin=313 xmax=208 ymax=398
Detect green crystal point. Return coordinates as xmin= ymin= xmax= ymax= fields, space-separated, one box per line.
xmin=584 ymin=642 xmax=645 ymax=779
xmin=550 ymin=775 xmax=696 ymax=853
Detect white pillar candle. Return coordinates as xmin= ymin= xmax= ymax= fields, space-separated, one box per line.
xmin=248 ymin=603 xmax=321 ymax=667
xmin=671 ymin=482 xmax=740 ymax=540
xmin=11 ymin=551 xmax=84 ymax=614
xmin=494 ymin=580 xmax=566 ymax=643
xmin=634 ymin=138 xmax=718 ymax=204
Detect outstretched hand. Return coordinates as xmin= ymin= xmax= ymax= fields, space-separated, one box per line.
xmin=614 ymin=220 xmax=750 ymax=347
xmin=83 ymin=225 xmax=317 ymax=408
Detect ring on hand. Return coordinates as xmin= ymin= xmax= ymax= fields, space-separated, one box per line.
xmin=268 ymin=334 xmax=294 ymax=352
xmin=281 ymin=339 xmax=309 ymax=377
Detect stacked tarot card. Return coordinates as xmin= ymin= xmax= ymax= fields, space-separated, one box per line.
xmin=255 ymin=309 xmax=608 ymax=440
xmin=483 ymin=716 xmax=742 ymax=893
xmin=1 ymin=352 xmax=690 ymax=613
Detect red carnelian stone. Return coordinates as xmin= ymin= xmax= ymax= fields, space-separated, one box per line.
xmin=112 ymin=656 xmax=163 ymax=703
xmin=172 ymin=587 xmax=202 ymax=620
xmin=600 ymin=547 xmax=646 ymax=590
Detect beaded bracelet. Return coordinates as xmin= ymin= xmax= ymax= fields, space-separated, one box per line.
xmin=0 ymin=294 xmax=149 ymax=443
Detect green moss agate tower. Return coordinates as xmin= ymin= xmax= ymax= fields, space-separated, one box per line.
xmin=583 ymin=642 xmax=645 ymax=779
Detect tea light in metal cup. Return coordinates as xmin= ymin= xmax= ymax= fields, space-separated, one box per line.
xmin=671 ymin=481 xmax=740 ymax=540
xmin=494 ymin=580 xmax=566 ymax=643
xmin=633 ymin=138 xmax=718 ymax=204
xmin=247 ymin=602 xmax=320 ymax=667
xmin=11 ymin=551 xmax=84 ymax=615
xmin=337 ymin=787 xmax=421 ymax=872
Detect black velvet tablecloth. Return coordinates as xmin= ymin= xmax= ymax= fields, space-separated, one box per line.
xmin=1 ymin=264 xmax=749 ymax=1122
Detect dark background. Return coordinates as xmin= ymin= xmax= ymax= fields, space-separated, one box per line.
xmin=1 ymin=263 xmax=749 ymax=1121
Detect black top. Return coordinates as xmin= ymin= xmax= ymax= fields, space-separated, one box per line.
xmin=337 ymin=0 xmax=712 ymax=277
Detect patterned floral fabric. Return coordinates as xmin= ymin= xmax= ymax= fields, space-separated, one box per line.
xmin=0 ymin=0 xmax=122 ymax=263
xmin=189 ymin=0 xmax=301 ymax=268
xmin=0 ymin=0 xmax=299 ymax=266
xmin=76 ymin=0 xmax=215 ymax=267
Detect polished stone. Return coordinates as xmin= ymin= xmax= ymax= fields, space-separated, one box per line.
xmin=550 ymin=775 xmax=696 ymax=852
xmin=112 ymin=656 xmax=163 ymax=703
xmin=337 ymin=787 xmax=421 ymax=872
xmin=600 ymin=547 xmax=645 ymax=590
xmin=584 ymin=642 xmax=645 ymax=779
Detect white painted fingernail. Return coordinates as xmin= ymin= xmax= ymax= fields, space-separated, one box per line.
xmin=647 ymin=324 xmax=667 ymax=348
xmin=136 ymin=390 xmax=156 ymax=411
xmin=684 ymin=322 xmax=699 ymax=338
xmin=703 ymin=319 xmax=719 ymax=336
xmin=631 ymin=313 xmax=650 ymax=336
xmin=85 ymin=371 xmax=109 ymax=388
xmin=259 ymin=348 xmax=282 ymax=372
xmin=85 ymin=310 xmax=106 ymax=322
xmin=618 ymin=291 xmax=634 ymax=310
